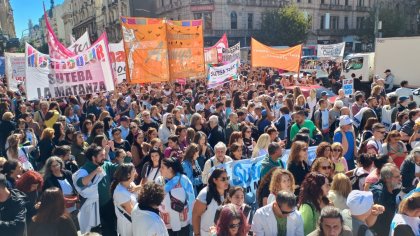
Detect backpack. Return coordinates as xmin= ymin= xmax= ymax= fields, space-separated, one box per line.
xmin=350 ymin=168 xmax=369 ymax=190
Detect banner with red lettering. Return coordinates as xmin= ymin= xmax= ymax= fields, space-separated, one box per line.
xmin=25 ymin=33 xmax=115 ymax=100
xmin=205 ymin=33 xmax=228 ymax=63
xmin=67 ymin=31 xmax=91 ymax=54
xmin=109 ymin=41 xmax=126 ymax=84
xmin=5 ymin=53 xmax=26 ymax=91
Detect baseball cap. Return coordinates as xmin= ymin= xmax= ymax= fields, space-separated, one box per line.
xmin=399 ymin=96 xmax=409 ymax=103
xmin=339 ymin=115 xmax=353 ymax=127
xmin=120 ymin=116 xmax=129 ymax=122
xmin=321 ymin=91 xmax=327 ymax=96
xmin=347 ymin=190 xmax=374 ymax=216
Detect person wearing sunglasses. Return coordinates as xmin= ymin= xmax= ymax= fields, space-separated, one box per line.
xmin=311 ymin=157 xmax=334 ymax=180
xmin=366 ymin=123 xmax=387 ymax=155
xmin=330 ymin=142 xmax=349 ymax=174
xmin=193 ymin=169 xmax=229 ymax=236
xmin=252 ymin=190 xmax=304 ymax=235
xmin=213 ymin=204 xmax=249 ymax=236
xmin=333 ymin=115 xmax=357 ymax=170
xmin=287 ymin=141 xmax=310 ymax=195
xmin=382 ymin=130 xmax=407 ymax=169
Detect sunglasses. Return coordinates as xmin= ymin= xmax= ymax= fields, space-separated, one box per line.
xmin=281 ymin=209 xmax=295 ymax=215
xmin=219 ymin=176 xmax=230 ymax=182
xmin=332 ymin=149 xmax=341 ymax=152
xmin=229 ymin=223 xmax=241 ymax=229
xmin=130 ymin=126 xmax=137 ymax=129
xmin=321 ymin=166 xmax=332 ymax=170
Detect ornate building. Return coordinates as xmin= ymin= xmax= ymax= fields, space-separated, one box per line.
xmin=0 ymin=0 xmax=16 ymax=38
xmin=71 ymin=0 xmax=98 ymax=41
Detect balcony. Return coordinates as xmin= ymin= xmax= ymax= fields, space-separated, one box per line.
xmin=204 ymin=29 xmax=260 ymax=37
xmin=227 ymin=0 xmax=285 ymax=7
xmin=356 ymin=6 xmax=371 ymax=12
xmin=320 ymin=4 xmax=353 ymax=11
xmin=316 ymin=28 xmax=358 ymax=36
xmin=190 ymin=0 xmax=214 ymax=5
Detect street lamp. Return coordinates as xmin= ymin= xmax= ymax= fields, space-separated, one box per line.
xmin=21 ymin=28 xmax=30 ymax=41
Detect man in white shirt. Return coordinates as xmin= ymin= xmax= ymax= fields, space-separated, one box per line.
xmin=366 ymin=123 xmax=386 ymax=154
xmin=395 ymin=80 xmax=413 ymax=99
xmin=195 ymin=95 xmax=205 ymax=112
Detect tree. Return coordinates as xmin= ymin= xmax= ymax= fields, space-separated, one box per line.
xmin=256 ymin=5 xmax=311 ymax=46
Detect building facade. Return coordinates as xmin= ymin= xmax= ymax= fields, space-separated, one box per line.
xmin=0 ymin=0 xmax=16 ymax=38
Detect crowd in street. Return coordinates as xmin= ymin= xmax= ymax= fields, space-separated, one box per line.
xmin=0 ymin=62 xmax=419 ymax=236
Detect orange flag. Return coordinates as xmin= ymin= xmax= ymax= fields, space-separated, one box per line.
xmin=251 ymin=38 xmax=302 ymax=72
xmin=121 ymin=17 xmax=170 ymax=84
xmin=166 ymin=20 xmax=205 ymax=80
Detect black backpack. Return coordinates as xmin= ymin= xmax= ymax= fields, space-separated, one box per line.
xmin=350 ymin=168 xmax=369 ymax=190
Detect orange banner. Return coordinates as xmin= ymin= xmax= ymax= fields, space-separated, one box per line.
xmin=166 ymin=20 xmax=205 ymax=80
xmin=251 ymin=38 xmax=302 ymax=72
xmin=121 ymin=17 xmax=170 ymax=84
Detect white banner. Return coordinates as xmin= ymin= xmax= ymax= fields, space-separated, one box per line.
xmin=25 ymin=34 xmax=115 ymax=100
xmin=207 ymin=59 xmax=238 ymax=88
xmin=66 ymin=31 xmax=91 ymax=54
xmin=222 ymin=42 xmax=240 ymax=63
xmin=317 ymin=42 xmax=345 ymax=58
xmin=5 ymin=53 xmax=25 ymax=91
xmin=109 ymin=41 xmax=126 ymax=84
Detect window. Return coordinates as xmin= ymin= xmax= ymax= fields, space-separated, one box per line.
xmin=320 ymin=15 xmax=325 ymax=29
xmin=331 ymin=16 xmax=339 ymax=29
xmin=161 ymin=0 xmax=164 ymax=7
xmin=344 ymin=16 xmax=349 ymax=29
xmin=231 ymin=11 xmax=237 ymax=29
xmin=193 ymin=13 xmax=202 ymax=20
xmin=204 ymin=12 xmax=212 ymax=30
xmin=356 ymin=17 xmax=364 ymax=29
xmin=308 ymin=0 xmax=311 ymax=3
xmin=331 ymin=0 xmax=339 ymax=5
xmin=248 ymin=13 xmax=253 ymax=29
xmin=357 ymin=0 xmax=364 ymax=6
xmin=345 ymin=0 xmax=349 ymax=5
xmin=321 ymin=0 xmax=325 ymax=3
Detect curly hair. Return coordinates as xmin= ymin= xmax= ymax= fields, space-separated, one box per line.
xmin=311 ymin=157 xmax=333 ymax=174
xmin=15 ymin=170 xmax=43 ymax=193
xmin=269 ymin=169 xmax=295 ymax=194
xmin=298 ymin=173 xmax=329 ymax=212
xmin=216 ymin=204 xmax=248 ymax=236
xmin=137 ymin=182 xmax=165 ymax=208
xmin=315 ymin=142 xmax=332 ymax=159
xmin=257 ymin=167 xmax=280 ymax=207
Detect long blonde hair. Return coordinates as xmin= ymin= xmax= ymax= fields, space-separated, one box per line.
xmin=252 ymin=133 xmax=270 ymax=158
xmin=309 ymin=88 xmax=317 ymax=100
xmin=330 ymin=173 xmax=352 ymax=198
xmin=295 ymin=95 xmax=307 ymax=107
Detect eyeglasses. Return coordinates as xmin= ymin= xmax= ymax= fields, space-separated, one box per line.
xmin=130 ymin=126 xmax=137 ymax=129
xmin=281 ymin=209 xmax=295 ymax=215
xmin=229 ymin=223 xmax=241 ymax=229
xmin=332 ymin=149 xmax=341 ymax=152
xmin=219 ymin=176 xmax=230 ymax=182
xmin=321 ymin=166 xmax=332 ymax=170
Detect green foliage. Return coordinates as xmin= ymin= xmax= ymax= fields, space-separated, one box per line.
xmin=256 ymin=5 xmax=311 ymax=46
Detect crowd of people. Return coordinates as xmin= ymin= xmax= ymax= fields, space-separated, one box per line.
xmin=0 ymin=62 xmax=419 ymax=236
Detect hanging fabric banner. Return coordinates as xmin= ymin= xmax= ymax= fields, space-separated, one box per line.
xmin=204 ymin=47 xmax=218 ymax=65
xmin=317 ymin=42 xmax=345 ymax=58
xmin=222 ymin=42 xmax=240 ymax=64
xmin=166 ymin=19 xmax=205 ymax=80
xmin=67 ymin=31 xmax=91 ymax=54
xmin=205 ymin=33 xmax=228 ymax=63
xmin=207 ymin=59 xmax=239 ymax=88
xmin=109 ymin=41 xmax=126 ymax=84
xmin=120 ymin=17 xmax=170 ymax=84
xmin=251 ymin=38 xmax=302 ymax=72
xmin=5 ymin=53 xmax=25 ymax=91
xmin=25 ymin=33 xmax=115 ymax=100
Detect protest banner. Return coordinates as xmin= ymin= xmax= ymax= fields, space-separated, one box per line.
xmin=222 ymin=42 xmax=240 ymax=64
xmin=251 ymin=38 xmax=302 ymax=72
xmin=205 ymin=33 xmax=228 ymax=63
xmin=121 ymin=17 xmax=170 ymax=84
xmin=25 ymin=33 xmax=115 ymax=100
xmin=167 ymin=19 xmax=205 ymax=80
xmin=342 ymin=78 xmax=354 ymax=96
xmin=44 ymin=9 xmax=75 ymax=59
xmin=207 ymin=59 xmax=238 ymax=88
xmin=67 ymin=31 xmax=91 ymax=54
xmin=317 ymin=42 xmax=345 ymax=58
xmin=281 ymin=146 xmax=318 ymax=167
xmin=0 ymin=57 xmax=4 ymax=75
xmin=204 ymin=47 xmax=218 ymax=65
xmin=109 ymin=41 xmax=126 ymax=84
xmin=5 ymin=53 xmax=25 ymax=91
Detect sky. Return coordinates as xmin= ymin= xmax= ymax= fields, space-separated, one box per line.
xmin=11 ymin=0 xmax=65 ymax=39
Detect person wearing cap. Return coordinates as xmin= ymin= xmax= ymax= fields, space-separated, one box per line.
xmin=397 ymin=96 xmax=410 ymax=113
xmin=333 ymin=115 xmax=357 ymax=169
xmin=289 ymin=110 xmax=317 ymax=143
xmin=347 ymin=190 xmax=384 ymax=236
xmin=307 ymin=206 xmax=352 ymax=236
xmin=118 ymin=115 xmax=130 ymax=140
xmin=384 ymin=69 xmax=395 ymax=93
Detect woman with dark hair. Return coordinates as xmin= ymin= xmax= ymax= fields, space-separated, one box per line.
xmin=146 ymin=127 xmax=158 ymax=143
xmin=215 ymin=187 xmax=253 ymax=227
xmin=360 ymin=117 xmax=379 ymax=144
xmin=61 ymin=127 xmax=76 ymax=146
xmin=241 ymin=125 xmax=254 ymax=159
xmin=351 ymin=153 xmax=375 ymax=190
xmin=81 ymin=119 xmax=92 ymax=141
xmin=71 ymin=131 xmax=87 ymax=167
xmin=164 ymin=135 xmax=184 ymax=160
xmin=42 ymin=156 xmax=78 ymax=226
xmin=1 ymin=159 xmax=22 ymax=189
xmin=111 ymin=163 xmax=139 ymax=236
xmin=150 ymin=105 xmax=162 ymax=125
xmin=215 ymin=204 xmax=249 ymax=236
xmin=132 ymin=182 xmax=168 ymax=236
xmin=92 ymin=134 xmax=114 ymax=161
xmin=131 ymin=132 xmax=146 ymax=176
xmin=116 ymin=97 xmax=130 ymax=117
xmin=28 ymin=187 xmax=77 ymax=236
xmin=193 ymin=168 xmax=230 ymax=236
xmin=287 ymin=141 xmax=310 ymax=195
xmin=182 ymin=143 xmax=203 ymax=195
xmin=364 ymin=154 xmax=390 ymax=190
xmin=140 ymin=148 xmax=163 ymax=184
xmin=400 ymin=147 xmax=420 ymax=194
xmin=232 ymin=91 xmax=243 ymax=110
xmin=87 ymin=121 xmax=105 ymax=144
xmin=256 ymin=167 xmax=280 ymax=207
xmin=158 ymin=157 xmax=195 ymax=235
xmin=382 ymin=130 xmax=407 ymax=168
xmin=64 ymin=106 xmax=80 ymax=131
xmin=298 ymin=173 xmax=331 ymax=235
xmin=193 ymin=131 xmax=214 ymax=170
xmin=315 ymin=142 xmax=332 ymax=159
xmin=52 ymin=122 xmax=65 ymax=146
xmin=175 ymin=125 xmax=189 ymax=150
xmin=103 ymin=116 xmax=114 ymax=140
xmin=16 ymin=170 xmax=43 ymax=221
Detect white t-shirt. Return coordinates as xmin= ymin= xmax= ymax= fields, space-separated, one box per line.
xmin=146 ymin=167 xmax=161 ymax=184
xmin=8 ymin=147 xmax=33 ymax=171
xmin=160 ymin=182 xmax=189 ymax=231
xmin=197 ymin=187 xmax=224 ymax=235
xmin=113 ymin=183 xmax=137 ymax=236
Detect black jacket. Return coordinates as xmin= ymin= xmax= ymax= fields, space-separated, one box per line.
xmin=401 ymin=158 xmax=417 ymax=194
xmin=0 ymin=120 xmax=16 ymax=156
xmin=208 ymin=125 xmax=226 ymax=149
xmin=0 ymin=189 xmax=27 ymax=236
xmin=43 ymin=170 xmax=76 ymax=194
